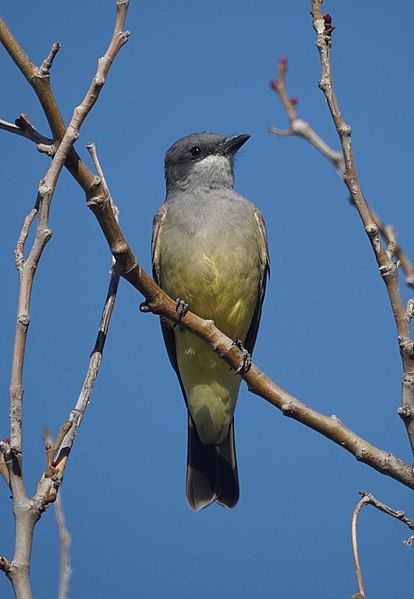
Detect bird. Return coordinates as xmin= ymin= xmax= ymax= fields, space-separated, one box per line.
xmin=152 ymin=131 xmax=269 ymax=510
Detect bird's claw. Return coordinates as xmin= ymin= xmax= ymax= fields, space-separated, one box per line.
xmin=139 ymin=301 xmax=151 ymax=313
xmin=231 ymin=339 xmax=252 ymax=374
xmin=175 ymin=298 xmax=189 ymax=324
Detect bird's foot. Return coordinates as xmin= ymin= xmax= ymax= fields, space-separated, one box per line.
xmin=175 ymin=298 xmax=189 ymax=324
xmin=139 ymin=301 xmax=152 ymax=313
xmin=231 ymin=339 xmax=252 ymax=374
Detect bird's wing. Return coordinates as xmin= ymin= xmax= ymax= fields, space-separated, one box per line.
xmin=244 ymin=205 xmax=270 ymax=355
xmin=151 ymin=202 xmax=182 ymax=377
xmin=151 ymin=201 xmax=167 ymax=285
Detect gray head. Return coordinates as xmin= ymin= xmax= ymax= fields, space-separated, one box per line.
xmin=165 ymin=131 xmax=250 ymax=193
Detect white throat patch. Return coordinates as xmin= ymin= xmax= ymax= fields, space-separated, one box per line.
xmin=190 ymin=154 xmax=233 ymax=188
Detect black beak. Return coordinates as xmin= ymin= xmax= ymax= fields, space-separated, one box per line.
xmin=220 ymin=134 xmax=250 ymax=156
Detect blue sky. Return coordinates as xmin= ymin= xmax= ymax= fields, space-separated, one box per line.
xmin=1 ymin=1 xmax=414 ymax=597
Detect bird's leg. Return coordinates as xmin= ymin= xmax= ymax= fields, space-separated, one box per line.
xmin=231 ymin=339 xmax=252 ymax=374
xmin=175 ymin=298 xmax=189 ymax=325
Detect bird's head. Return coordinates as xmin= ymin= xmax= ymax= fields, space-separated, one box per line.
xmin=164 ymin=131 xmax=250 ymax=192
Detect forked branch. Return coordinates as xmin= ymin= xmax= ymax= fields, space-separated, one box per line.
xmin=1 ymin=2 xmax=130 ymax=597
xmin=269 ymin=57 xmax=414 ymax=288
xmin=351 ymin=491 xmax=414 ymax=598
xmin=309 ymin=0 xmax=414 ymax=457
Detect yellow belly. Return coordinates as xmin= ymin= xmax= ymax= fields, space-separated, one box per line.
xmin=163 ymin=255 xmax=258 ymax=444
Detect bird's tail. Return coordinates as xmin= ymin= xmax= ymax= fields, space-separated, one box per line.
xmin=186 ymin=416 xmax=239 ymax=510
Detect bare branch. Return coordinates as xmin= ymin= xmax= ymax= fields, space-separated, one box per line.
xmin=0 ymin=114 xmax=53 ymax=147
xmin=55 ymin=493 xmax=72 ymax=599
xmin=2 ymin=3 xmax=130 ymax=596
xmin=38 ymin=42 xmax=61 ymax=76
xmin=269 ymin=57 xmax=414 ymax=288
xmin=31 ymin=0 xmax=130 ymax=501
xmin=42 ymin=431 xmax=72 ymax=598
xmin=308 ymin=1 xmax=414 ymax=456
xmin=53 ymin=263 xmax=120 ymax=477
xmin=269 ymin=56 xmax=344 ymax=173
xmin=0 ymin=20 xmax=95 ymax=190
xmin=351 ymin=490 xmax=414 ymax=598
xmin=352 ymin=496 xmax=366 ymax=598
xmin=0 ymin=557 xmax=11 ymax=573
xmin=86 ymin=142 xmax=120 ymax=224
xmin=14 ymin=206 xmax=38 ymax=269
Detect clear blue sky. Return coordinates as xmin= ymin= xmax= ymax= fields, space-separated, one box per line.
xmin=1 ymin=2 xmax=414 ymax=597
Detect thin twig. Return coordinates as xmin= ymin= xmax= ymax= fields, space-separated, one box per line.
xmin=269 ymin=56 xmax=414 ymax=288
xmin=86 ymin=142 xmax=120 ymax=224
xmin=14 ymin=206 xmax=38 ymax=268
xmin=43 ymin=430 xmax=72 ymax=599
xmin=38 ymin=42 xmax=61 ymax=76
xmin=310 ymin=1 xmax=414 ymax=457
xmin=352 ymin=496 xmax=367 ymax=598
xmin=55 ymin=493 xmax=71 ymax=599
xmin=0 ymin=115 xmax=52 ymax=147
xmin=53 ymin=263 xmax=120 ymax=475
xmin=52 ymin=144 xmax=121 ymax=475
xmin=351 ymin=490 xmax=414 ymax=598
xmin=31 ymin=0 xmax=130 ymax=505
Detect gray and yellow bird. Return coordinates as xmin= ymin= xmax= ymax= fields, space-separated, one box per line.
xmin=152 ymin=132 xmax=269 ymax=510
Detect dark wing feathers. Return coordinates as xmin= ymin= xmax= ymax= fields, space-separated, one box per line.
xmin=244 ymin=205 xmax=270 ymax=355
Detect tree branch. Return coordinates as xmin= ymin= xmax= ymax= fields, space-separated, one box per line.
xmin=269 ymin=57 xmax=414 ymax=288
xmin=2 ymin=3 xmax=130 ymax=596
xmin=0 ymin=114 xmax=53 ymax=147
xmin=309 ymin=1 xmax=414 ymax=457
xmin=351 ymin=490 xmax=414 ymax=598
xmin=55 ymin=493 xmax=71 ymax=599
xmin=43 ymin=430 xmax=72 ymax=599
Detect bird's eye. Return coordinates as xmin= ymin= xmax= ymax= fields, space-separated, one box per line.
xmin=190 ymin=146 xmax=201 ymax=157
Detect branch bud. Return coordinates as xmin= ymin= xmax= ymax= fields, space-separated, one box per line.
xmin=269 ymin=79 xmax=279 ymax=91
xmin=290 ymin=96 xmax=299 ymax=105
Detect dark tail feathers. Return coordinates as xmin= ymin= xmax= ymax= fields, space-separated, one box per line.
xmin=186 ymin=416 xmax=239 ymax=510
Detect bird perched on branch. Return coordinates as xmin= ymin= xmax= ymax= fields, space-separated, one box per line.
xmin=152 ymin=131 xmax=269 ymax=510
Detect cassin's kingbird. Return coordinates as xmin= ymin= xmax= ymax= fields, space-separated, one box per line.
xmin=152 ymin=132 xmax=269 ymax=510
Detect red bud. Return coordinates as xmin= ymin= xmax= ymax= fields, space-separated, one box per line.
xmin=323 ymin=13 xmax=332 ymax=23
xmin=279 ymin=56 xmax=288 ymax=65
xmin=269 ymin=79 xmax=279 ymax=91
xmin=290 ymin=97 xmax=299 ymax=106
